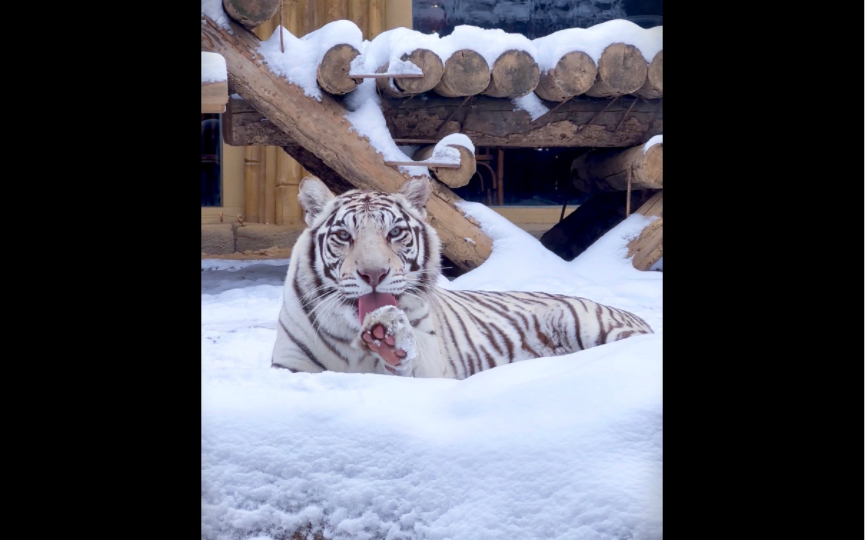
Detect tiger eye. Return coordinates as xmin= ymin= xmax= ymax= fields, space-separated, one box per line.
xmin=388 ymin=227 xmax=402 ymax=238
xmin=337 ymin=230 xmax=350 ymax=241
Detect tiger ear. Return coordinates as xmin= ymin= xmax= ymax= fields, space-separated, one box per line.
xmin=298 ymin=176 xmax=335 ymax=226
xmin=398 ymin=176 xmax=431 ymax=217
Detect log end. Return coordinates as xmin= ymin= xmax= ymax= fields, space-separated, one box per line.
xmin=585 ymin=43 xmax=648 ymax=98
xmin=483 ymin=49 xmax=540 ymax=98
xmin=222 ymin=0 xmax=281 ymax=28
xmin=414 ymin=144 xmax=476 ymax=188
xmin=627 ymin=217 xmax=662 ymax=270
xmin=317 ymin=44 xmax=361 ymax=95
xmin=634 ymin=50 xmax=663 ymax=99
xmin=395 ymin=49 xmax=445 ymax=94
xmin=434 ymin=49 xmax=491 ymax=97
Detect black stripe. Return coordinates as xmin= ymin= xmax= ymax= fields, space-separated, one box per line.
xmin=279 ymin=318 xmax=327 ymax=371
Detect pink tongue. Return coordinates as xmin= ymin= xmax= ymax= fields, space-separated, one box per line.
xmin=358 ymin=292 xmax=398 ymax=324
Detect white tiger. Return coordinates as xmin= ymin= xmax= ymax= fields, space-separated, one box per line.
xmin=271 ymin=176 xmax=652 ymax=379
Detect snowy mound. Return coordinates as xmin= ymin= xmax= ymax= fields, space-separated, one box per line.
xmin=202 ymin=209 xmax=663 ymax=539
xmin=201 ymin=52 xmax=227 ymax=84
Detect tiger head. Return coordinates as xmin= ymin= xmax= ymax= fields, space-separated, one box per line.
xmin=297 ymin=176 xmax=442 ymax=318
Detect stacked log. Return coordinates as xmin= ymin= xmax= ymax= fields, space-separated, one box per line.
xmin=634 ymin=50 xmax=663 ymax=99
xmin=374 ymin=49 xmax=444 ymax=96
xmin=627 ymin=215 xmax=662 ymax=270
xmin=584 ymin=43 xmax=648 ymax=98
xmin=571 ymin=142 xmax=662 ymax=192
xmin=317 ymin=44 xmax=362 ymax=95
xmin=482 ymin=50 xmax=540 ymax=98
xmin=534 ymin=51 xmax=597 ymax=102
xmin=433 ymin=50 xmax=491 ymax=98
xmin=412 ymin=144 xmax=476 ymax=188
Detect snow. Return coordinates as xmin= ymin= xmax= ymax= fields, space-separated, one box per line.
xmin=201 ymin=0 xmax=231 ymax=30
xmin=643 ymin=135 xmax=662 ymax=154
xmin=533 ymin=21 xmax=662 ymax=71
xmin=512 ymin=93 xmax=550 ymax=121
xmin=258 ymin=21 xmax=364 ymax=101
xmin=439 ymin=25 xmax=537 ymax=66
xmin=201 ymin=52 xmax=227 ymax=84
xmin=436 ymin=133 xmax=475 ymax=154
xmin=349 ymin=58 xmax=423 ymax=77
xmin=358 ymin=27 xmax=444 ymax=72
xmin=202 ymin=206 xmax=663 ymax=539
xmin=345 ymin=96 xmax=430 ymax=178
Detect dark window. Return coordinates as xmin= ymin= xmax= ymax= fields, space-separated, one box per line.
xmin=201 ymin=114 xmax=222 ymax=207
xmin=413 ymin=0 xmax=661 ymax=38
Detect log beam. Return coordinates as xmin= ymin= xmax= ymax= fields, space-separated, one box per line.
xmin=223 ymin=94 xmax=662 ymax=148
xmin=202 ymin=14 xmax=492 ymax=271
xmin=627 ymin=216 xmax=662 ymax=270
xmin=571 ymin=143 xmax=662 ymax=192
xmin=201 ymin=80 xmax=228 ymax=113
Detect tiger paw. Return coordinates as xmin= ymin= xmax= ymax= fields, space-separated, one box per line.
xmin=355 ymin=305 xmax=417 ymax=374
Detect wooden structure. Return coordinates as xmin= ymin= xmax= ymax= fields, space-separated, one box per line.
xmin=202 ymin=1 xmax=663 ymax=271
xmin=202 ymin=12 xmax=492 ymax=271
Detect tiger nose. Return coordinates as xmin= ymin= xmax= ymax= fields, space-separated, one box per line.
xmin=358 ymin=268 xmax=389 ymax=288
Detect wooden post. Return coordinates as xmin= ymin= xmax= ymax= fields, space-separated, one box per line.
xmin=264 ymin=147 xmax=277 ymax=224
xmin=496 ymin=148 xmax=504 ymax=205
xmin=433 ymin=50 xmax=490 ymax=98
xmin=412 ymin=144 xmax=476 ymax=188
xmin=223 ymin=0 xmax=282 ymax=28
xmin=534 ymin=51 xmax=597 ymax=102
xmin=244 ymin=147 xmax=263 ymax=223
xmin=482 ymin=50 xmax=540 ymax=98
xmin=368 ymin=0 xmax=384 ymax=38
xmin=634 ymin=50 xmax=663 ymax=100
xmin=275 ymin=149 xmax=304 ymax=225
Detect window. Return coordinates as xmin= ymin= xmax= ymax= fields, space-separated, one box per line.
xmin=201 ymin=114 xmax=222 ymax=207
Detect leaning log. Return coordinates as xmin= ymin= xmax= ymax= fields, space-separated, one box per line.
xmin=433 ymin=50 xmax=491 ymax=98
xmin=202 ymin=14 xmax=492 ymax=271
xmin=317 ymin=44 xmax=361 ymax=95
xmin=584 ymin=43 xmax=648 ymax=98
xmin=222 ymin=0 xmax=281 ymax=28
xmin=627 ymin=216 xmax=662 ymax=270
xmin=412 ymin=144 xmax=476 ymax=188
xmin=223 ymin=94 xmax=662 ymax=148
xmin=571 ymin=142 xmax=662 ymax=192
xmin=482 ymin=50 xmax=540 ymax=98
xmin=539 ymin=190 xmax=656 ymax=261
xmin=534 ymin=51 xmax=597 ymax=102
xmin=634 ymin=50 xmax=663 ymax=99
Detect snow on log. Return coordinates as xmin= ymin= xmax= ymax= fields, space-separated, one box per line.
xmin=627 ymin=216 xmax=662 ymax=271
xmin=317 ymin=44 xmax=362 ymax=95
xmin=411 ymin=134 xmax=476 ymax=188
xmin=534 ymin=51 xmax=597 ymax=102
xmin=634 ymin=50 xmax=663 ymax=99
xmin=390 ymin=49 xmax=444 ymax=94
xmin=482 ymin=50 xmax=540 ymax=98
xmin=202 ymin=14 xmax=492 ymax=271
xmin=222 ymin=0 xmax=281 ymax=28
xmin=584 ymin=43 xmax=648 ymax=98
xmin=571 ymin=142 xmax=662 ymax=192
xmin=432 ymin=49 xmax=491 ymax=98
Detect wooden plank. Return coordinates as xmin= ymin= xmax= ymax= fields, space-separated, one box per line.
xmin=201 ymin=80 xmax=228 ymax=113
xmin=202 ymin=14 xmax=493 ymax=271
xmin=220 ymin=93 xmax=661 ymax=148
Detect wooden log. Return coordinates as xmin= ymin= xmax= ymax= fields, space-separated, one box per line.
xmin=202 ymin=13 xmax=492 ymax=271
xmin=222 ymin=0 xmax=281 ymax=28
xmin=393 ymin=49 xmax=444 ymax=94
xmin=412 ymin=145 xmax=476 ymax=188
xmin=433 ymin=50 xmax=490 ymax=98
xmin=571 ymin=142 xmax=662 ymax=192
xmin=201 ymin=80 xmax=228 ymax=113
xmin=634 ymin=50 xmax=663 ymax=99
xmin=584 ymin=43 xmax=648 ymax=98
xmin=482 ymin=50 xmax=540 ymax=98
xmin=534 ymin=51 xmax=597 ymax=102
xmin=627 ymin=216 xmax=662 ymax=270
xmin=223 ymin=94 xmax=662 ymax=148
xmin=317 ymin=44 xmax=361 ymax=95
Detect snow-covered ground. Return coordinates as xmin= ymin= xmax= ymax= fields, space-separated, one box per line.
xmin=202 ymin=209 xmax=662 ymax=540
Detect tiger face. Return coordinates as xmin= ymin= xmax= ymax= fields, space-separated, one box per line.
xmin=298 ymin=176 xmax=441 ymax=314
